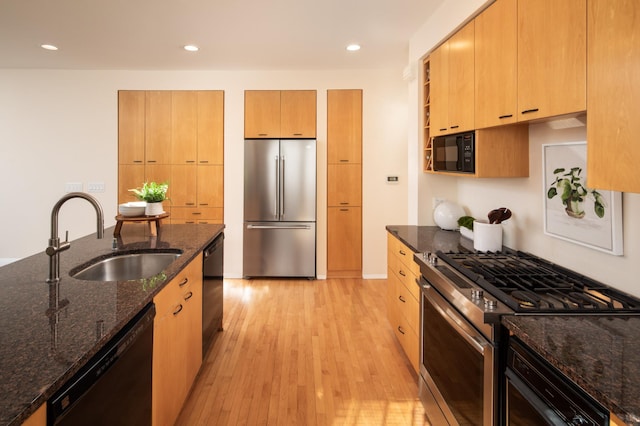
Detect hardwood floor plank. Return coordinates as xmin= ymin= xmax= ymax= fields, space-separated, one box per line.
xmin=176 ymin=278 xmax=428 ymax=425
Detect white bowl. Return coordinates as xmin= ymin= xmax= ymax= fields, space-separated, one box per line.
xmin=119 ymin=201 xmax=146 ymax=217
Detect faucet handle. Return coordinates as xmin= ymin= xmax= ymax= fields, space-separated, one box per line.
xmin=64 ymin=230 xmax=69 ymax=243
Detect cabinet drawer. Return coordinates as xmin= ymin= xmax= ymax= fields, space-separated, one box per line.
xmin=387 ymin=234 xmax=420 ymax=277
xmin=171 ymin=207 xmax=223 ymax=223
xmin=392 ymin=309 xmax=419 ymax=374
xmin=395 ymin=280 xmax=420 ymax=335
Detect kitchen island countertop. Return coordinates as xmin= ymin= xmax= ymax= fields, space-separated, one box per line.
xmin=0 ymin=223 xmax=224 ymax=426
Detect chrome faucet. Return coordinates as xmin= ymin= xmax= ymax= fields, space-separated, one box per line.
xmin=46 ymin=192 xmax=104 ymax=283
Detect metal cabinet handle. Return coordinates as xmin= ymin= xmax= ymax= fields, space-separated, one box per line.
xmin=521 ymin=108 xmax=539 ymax=115
xmin=399 ymin=270 xmax=406 ymax=277
xmin=450 ymin=125 xmax=459 ymax=129
xmin=173 ymin=304 xmax=183 ymax=316
xmin=184 ymin=291 xmax=193 ymax=301
xmin=399 ymin=250 xmax=406 ymax=256
xmin=179 ymin=278 xmax=189 ymax=287
xmin=499 ymin=114 xmax=513 ymax=119
xmin=398 ymin=295 xmax=406 ymax=303
xmin=397 ymin=326 xmax=405 ymax=335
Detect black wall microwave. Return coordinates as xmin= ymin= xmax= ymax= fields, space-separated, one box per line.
xmin=432 ymin=131 xmax=475 ymax=174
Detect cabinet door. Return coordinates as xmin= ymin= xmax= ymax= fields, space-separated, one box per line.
xmin=118 ymin=164 xmax=145 ymax=204
xmin=429 ymin=43 xmax=449 ymax=136
xmin=474 ymin=0 xmax=518 ymax=128
xmin=197 ymin=165 xmax=223 ymax=208
xmin=171 ymin=91 xmax=198 ymax=164
xmin=118 ymin=91 xmax=145 ymax=164
xmin=171 ymin=165 xmax=197 ymax=207
xmin=197 ymin=91 xmax=224 ymax=165
xmin=327 ymin=207 xmax=362 ymax=273
xmin=587 ymin=0 xmax=640 ymax=193
xmin=327 ymin=164 xmax=361 ymax=207
xmin=182 ymin=255 xmax=203 ymax=391
xmin=447 ymin=21 xmax=474 ymax=133
xmin=146 ymin=91 xmax=172 ymax=164
xmin=244 ymin=90 xmax=281 ymax=138
xmin=280 ymin=90 xmax=317 ymax=138
xmin=327 ymin=89 xmax=362 ymax=163
xmin=517 ymin=0 xmax=586 ymax=121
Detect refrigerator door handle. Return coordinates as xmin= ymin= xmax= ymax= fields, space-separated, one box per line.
xmin=246 ymin=224 xmax=312 ymax=230
xmin=274 ymin=155 xmax=280 ymax=219
xmin=280 ymin=155 xmax=285 ymax=219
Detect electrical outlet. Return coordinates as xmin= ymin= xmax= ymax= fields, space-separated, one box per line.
xmin=87 ymin=182 xmax=105 ymax=193
xmin=65 ymin=182 xmax=83 ymax=193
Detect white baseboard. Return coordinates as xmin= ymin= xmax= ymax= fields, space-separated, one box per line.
xmin=0 ymin=258 xmax=20 ymax=267
xmin=363 ymin=274 xmax=387 ymax=280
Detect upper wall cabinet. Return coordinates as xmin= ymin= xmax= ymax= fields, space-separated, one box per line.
xmin=431 ymin=21 xmax=474 ymax=137
xmin=474 ymin=0 xmax=518 ymax=128
xmin=586 ymin=0 xmax=640 ymax=193
xmin=244 ymin=90 xmax=316 ymax=138
xmin=327 ymin=89 xmax=363 ymax=164
xmin=517 ymin=0 xmax=586 ymax=121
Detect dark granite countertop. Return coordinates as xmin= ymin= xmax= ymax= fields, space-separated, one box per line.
xmin=387 ymin=225 xmax=640 ymax=424
xmin=0 ymin=223 xmax=224 ymax=426
xmin=503 ymin=315 xmax=640 ymax=425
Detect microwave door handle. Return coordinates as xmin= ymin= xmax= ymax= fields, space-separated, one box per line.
xmin=424 ymin=286 xmax=489 ymax=354
xmin=456 ymin=138 xmax=464 ymax=171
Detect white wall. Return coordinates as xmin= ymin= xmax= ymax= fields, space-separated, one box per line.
xmin=407 ymin=0 xmax=640 ymax=298
xmin=0 ymin=69 xmax=409 ymax=278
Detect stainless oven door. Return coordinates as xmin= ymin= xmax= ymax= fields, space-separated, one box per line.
xmin=420 ymin=283 xmax=497 ymax=426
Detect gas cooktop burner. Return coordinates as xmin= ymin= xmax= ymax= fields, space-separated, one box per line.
xmin=435 ymin=249 xmax=640 ymax=314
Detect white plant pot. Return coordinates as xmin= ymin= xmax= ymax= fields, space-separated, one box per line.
xmin=145 ymin=202 xmax=164 ymax=216
xmin=473 ymin=220 xmax=502 ymax=252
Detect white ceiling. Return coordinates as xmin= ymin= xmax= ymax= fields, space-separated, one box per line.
xmin=0 ymin=0 xmax=445 ymax=70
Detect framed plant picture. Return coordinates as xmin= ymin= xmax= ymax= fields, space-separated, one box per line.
xmin=542 ymin=142 xmax=623 ymax=255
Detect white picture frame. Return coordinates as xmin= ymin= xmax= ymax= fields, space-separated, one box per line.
xmin=542 ymin=142 xmax=623 ymax=255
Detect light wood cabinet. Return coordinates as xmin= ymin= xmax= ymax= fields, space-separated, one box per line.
xmin=586 ymin=0 xmax=640 ymax=193
xmin=145 ymin=91 xmax=172 ymax=165
xmin=244 ymin=90 xmax=316 ymax=138
xmin=327 ymin=207 xmax=362 ymax=276
xmin=386 ymin=232 xmax=420 ymax=373
xmin=21 ymin=404 xmax=46 ymax=426
xmin=118 ymin=91 xmax=145 ymax=164
xmin=327 ymin=89 xmax=362 ymax=278
xmin=430 ymin=21 xmax=474 ymax=136
xmin=327 ymin=90 xmax=362 ymax=164
xmin=152 ymin=254 xmax=203 ymax=426
xmin=118 ymin=90 xmax=224 ymax=219
xmin=171 ymin=207 xmax=223 ymax=224
xmin=474 ymin=0 xmax=518 ymax=128
xmin=327 ymin=164 xmax=361 ymax=207
xmin=517 ymin=0 xmax=586 ymax=121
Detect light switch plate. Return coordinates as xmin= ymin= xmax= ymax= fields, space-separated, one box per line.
xmin=65 ymin=182 xmax=83 ymax=193
xmin=87 ymin=182 xmax=105 ymax=192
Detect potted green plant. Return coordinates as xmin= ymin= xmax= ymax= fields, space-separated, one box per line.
xmin=129 ymin=181 xmax=169 ymax=216
xmin=547 ymin=167 xmax=605 ymax=219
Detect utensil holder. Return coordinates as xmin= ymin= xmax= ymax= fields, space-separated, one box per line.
xmin=473 ymin=221 xmax=503 ymax=252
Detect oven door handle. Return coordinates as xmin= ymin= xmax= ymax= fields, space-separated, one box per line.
xmin=423 ymin=284 xmax=489 ymax=354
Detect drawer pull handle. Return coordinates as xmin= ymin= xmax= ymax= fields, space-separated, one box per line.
xmin=199 ymin=160 xmax=209 ymax=164
xmin=133 ymin=160 xmax=143 ymax=163
xmin=499 ymin=114 xmax=513 ymax=119
xmin=147 ymin=160 xmax=156 ymax=163
xmin=397 ymin=326 xmax=405 ymax=335
xmin=399 ymin=250 xmax=406 ymax=256
xmin=521 ymin=108 xmax=539 ymax=115
xmin=184 ymin=291 xmax=193 ymax=301
xmin=179 ymin=278 xmax=189 ymax=287
xmin=398 ymin=295 xmax=406 ymax=303
xmin=293 ymin=133 xmax=303 ymax=136
xmin=399 ymin=270 xmax=406 ymax=277
xmin=173 ymin=304 xmax=183 ymax=316
xmin=450 ymin=125 xmax=459 ymax=129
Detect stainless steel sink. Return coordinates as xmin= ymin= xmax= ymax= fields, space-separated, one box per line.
xmin=70 ymin=250 xmax=182 ymax=281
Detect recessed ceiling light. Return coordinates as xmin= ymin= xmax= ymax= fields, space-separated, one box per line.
xmin=41 ymin=44 xmax=58 ymax=51
xmin=346 ymin=44 xmax=361 ymax=52
xmin=184 ymin=45 xmax=199 ymax=52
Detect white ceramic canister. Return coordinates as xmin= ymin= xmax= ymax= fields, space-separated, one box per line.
xmin=473 ymin=220 xmax=503 ymax=252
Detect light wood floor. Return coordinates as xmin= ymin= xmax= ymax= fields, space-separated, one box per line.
xmin=176 ymin=278 xmax=429 ymax=426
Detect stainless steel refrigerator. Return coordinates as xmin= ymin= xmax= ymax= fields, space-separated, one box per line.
xmin=243 ymin=139 xmax=316 ymax=278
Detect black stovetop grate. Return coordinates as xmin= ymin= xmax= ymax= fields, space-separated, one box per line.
xmin=436 ymin=250 xmax=640 ymax=313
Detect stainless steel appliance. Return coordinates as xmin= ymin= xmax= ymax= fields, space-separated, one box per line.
xmin=432 ymin=131 xmax=475 ymax=173
xmin=48 ymin=303 xmax=155 ymax=425
xmin=505 ymin=337 xmax=609 ymax=425
xmin=417 ymin=248 xmax=640 ymax=425
xmin=243 ymin=139 xmax=316 ymax=278
xmin=203 ymin=233 xmax=223 ymax=357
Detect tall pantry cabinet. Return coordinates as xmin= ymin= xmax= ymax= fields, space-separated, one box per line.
xmin=327 ymin=89 xmax=363 ymax=278
xmin=118 ymin=90 xmax=224 ymax=224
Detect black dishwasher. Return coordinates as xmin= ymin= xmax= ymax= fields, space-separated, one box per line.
xmin=47 ymin=303 xmax=155 ymax=426
xmin=202 ymin=232 xmax=224 ymax=357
